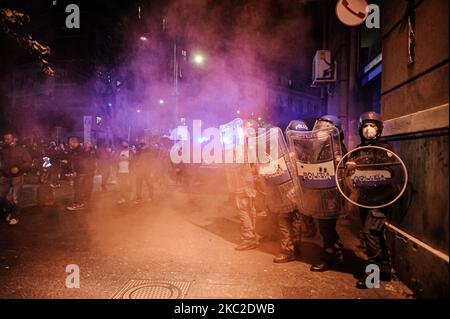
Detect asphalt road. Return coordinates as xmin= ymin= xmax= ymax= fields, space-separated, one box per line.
xmin=0 ymin=178 xmax=413 ymax=299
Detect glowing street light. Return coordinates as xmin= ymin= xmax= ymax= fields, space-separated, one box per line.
xmin=236 ymin=110 xmax=241 ymax=115
xmin=137 ymin=109 xmax=141 ymax=113
xmin=140 ymin=36 xmax=148 ymax=41
xmin=159 ymin=99 xmax=165 ymax=105
xmin=193 ymin=54 xmax=204 ymax=65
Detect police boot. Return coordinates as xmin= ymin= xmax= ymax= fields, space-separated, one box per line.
xmin=355 ymin=277 xmax=367 ymax=289
xmin=235 ymin=241 xmax=258 ymax=251
xmin=273 ymin=252 xmax=296 ymax=263
xmin=380 ymin=261 xmax=392 ymax=282
xmin=310 ymin=243 xmax=344 ymax=272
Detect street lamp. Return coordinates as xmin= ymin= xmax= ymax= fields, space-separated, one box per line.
xmin=193 ymin=54 xmax=205 ymax=65
xmin=173 ymin=47 xmax=206 ymax=121
xmin=159 ymin=99 xmax=165 ymax=105
xmin=140 ymin=36 xmax=148 ymax=41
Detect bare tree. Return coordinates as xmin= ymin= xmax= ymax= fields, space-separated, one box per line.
xmin=0 ymin=6 xmax=54 ymax=76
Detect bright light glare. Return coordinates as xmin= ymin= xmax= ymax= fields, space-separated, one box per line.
xmin=193 ymin=54 xmax=204 ymax=64
xmin=159 ymin=99 xmax=165 ymax=104
xmin=140 ymin=36 xmax=147 ymax=41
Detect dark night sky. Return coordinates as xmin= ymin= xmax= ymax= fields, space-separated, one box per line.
xmin=0 ymin=0 xmax=324 ymax=134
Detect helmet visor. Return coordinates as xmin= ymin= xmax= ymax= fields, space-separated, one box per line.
xmin=313 ymin=119 xmax=334 ymax=131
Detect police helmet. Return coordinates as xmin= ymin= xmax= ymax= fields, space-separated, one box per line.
xmin=285 ymin=120 xmax=309 ymax=135
xmin=358 ymin=111 xmax=383 ymax=140
xmin=314 ymin=114 xmax=341 ymax=131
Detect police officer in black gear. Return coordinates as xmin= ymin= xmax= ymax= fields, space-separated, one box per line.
xmin=309 ymin=115 xmax=347 ymax=272
xmin=352 ymin=111 xmax=393 ymax=288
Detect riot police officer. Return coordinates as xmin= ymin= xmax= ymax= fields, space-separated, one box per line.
xmin=270 ymin=120 xmax=321 ymax=263
xmin=309 ymin=115 xmax=348 ymax=272
xmin=257 ymin=120 xmax=303 ymax=263
xmin=350 ymin=111 xmax=393 ymax=288
xmin=224 ymin=119 xmax=261 ymax=251
xmin=284 ymin=120 xmax=317 ymax=239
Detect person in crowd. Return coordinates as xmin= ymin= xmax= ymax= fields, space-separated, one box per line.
xmin=65 ymin=137 xmax=95 ymax=211
xmin=0 ymin=131 xmax=33 ymax=225
xmin=82 ymin=141 xmax=97 ymax=202
xmin=116 ymin=140 xmax=133 ymax=204
xmin=97 ymin=143 xmax=113 ymax=191
xmin=58 ymin=143 xmax=71 ymax=180
xmin=133 ymin=137 xmax=158 ymax=204
xmin=47 ymin=141 xmax=63 ymax=187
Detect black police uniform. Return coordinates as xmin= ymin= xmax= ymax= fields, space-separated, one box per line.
xmin=354 ymin=138 xmax=393 ymax=279
xmin=314 ymin=143 xmax=347 ymax=268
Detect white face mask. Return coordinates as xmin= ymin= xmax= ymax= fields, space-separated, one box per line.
xmin=362 ymin=126 xmax=378 ymax=139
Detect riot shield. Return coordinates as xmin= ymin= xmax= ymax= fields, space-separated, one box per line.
xmin=219 ymin=118 xmax=244 ymax=152
xmin=286 ymin=127 xmax=344 ymax=219
xmin=336 ymin=146 xmax=408 ymax=209
xmin=257 ymin=127 xmax=299 ymax=214
xmin=219 ymin=118 xmax=255 ymax=195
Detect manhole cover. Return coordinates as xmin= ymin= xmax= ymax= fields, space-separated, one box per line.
xmin=111 ymin=280 xmax=192 ymax=299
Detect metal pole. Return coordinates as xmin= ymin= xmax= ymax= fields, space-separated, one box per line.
xmin=174 ymin=42 xmax=179 ymax=122
xmin=385 ymin=222 xmax=449 ymax=263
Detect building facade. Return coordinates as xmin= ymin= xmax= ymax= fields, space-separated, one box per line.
xmin=380 ymin=0 xmax=448 ymax=298
xmin=320 ymin=0 xmax=448 ymax=297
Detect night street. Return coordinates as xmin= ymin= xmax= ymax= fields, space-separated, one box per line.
xmin=0 ymin=0 xmax=448 ymax=305
xmin=0 ymin=179 xmax=412 ymax=299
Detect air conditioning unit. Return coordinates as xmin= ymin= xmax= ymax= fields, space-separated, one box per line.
xmin=312 ymin=50 xmax=336 ymax=86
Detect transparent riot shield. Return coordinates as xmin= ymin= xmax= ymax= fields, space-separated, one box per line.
xmin=256 ymin=127 xmax=299 ymax=214
xmin=336 ymin=146 xmax=408 ymax=209
xmin=219 ymin=118 xmax=255 ymax=195
xmin=286 ymin=127 xmax=344 ymax=219
xmin=219 ymin=118 xmax=244 ymax=152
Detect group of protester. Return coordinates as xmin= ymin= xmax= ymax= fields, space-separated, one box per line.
xmin=0 ymin=133 xmax=170 ymax=220
xmin=64 ymin=136 xmax=169 ymax=211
